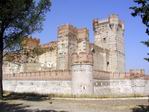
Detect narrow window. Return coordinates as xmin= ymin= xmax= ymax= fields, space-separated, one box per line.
xmin=107 ymin=61 xmax=109 ymax=66
xmin=103 ymin=38 xmax=106 ymax=42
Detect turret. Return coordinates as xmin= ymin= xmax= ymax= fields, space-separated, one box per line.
xmin=71 ymin=52 xmax=94 ymax=95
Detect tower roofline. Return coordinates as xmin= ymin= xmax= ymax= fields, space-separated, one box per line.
xmin=92 ymin=14 xmax=124 ymax=25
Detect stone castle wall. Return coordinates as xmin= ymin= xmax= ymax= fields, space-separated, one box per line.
xmin=3 ymin=70 xmax=149 ymax=96
xmin=91 ymin=45 xmax=109 ymax=71
xmin=38 ymin=50 xmax=57 ymax=70
xmin=3 ymin=80 xmax=71 ymax=94
xmin=94 ymin=79 xmax=149 ymax=96
xmin=3 ymin=15 xmax=148 ymax=96
xmin=3 ymin=79 xmax=149 ymax=96
xmin=3 ymin=70 xmax=147 ymax=81
xmin=3 ymin=70 xmax=71 ymax=80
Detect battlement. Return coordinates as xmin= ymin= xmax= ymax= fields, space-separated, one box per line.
xmin=93 ymin=18 xmax=109 ymax=25
xmin=21 ymin=36 xmax=40 ymax=49
xmin=71 ymin=52 xmax=93 ymax=65
xmin=3 ymin=70 xmax=71 ymax=80
xmin=109 ymin=14 xmax=124 ymax=30
xmin=58 ymin=24 xmax=78 ymax=36
xmin=129 ymin=69 xmax=145 ymax=75
xmin=57 ymin=24 xmax=89 ymax=41
xmin=77 ymin=28 xmax=89 ymax=40
xmin=23 ymin=36 xmax=40 ymax=42
xmin=3 ymin=70 xmax=148 ymax=81
xmin=93 ymin=14 xmax=124 ymax=31
xmin=41 ymin=41 xmax=57 ymax=50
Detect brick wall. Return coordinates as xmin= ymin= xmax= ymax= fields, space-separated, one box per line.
xmin=3 ymin=70 xmax=148 ymax=81
xmin=93 ymin=70 xmax=148 ymax=80
xmin=3 ymin=70 xmax=71 ymax=80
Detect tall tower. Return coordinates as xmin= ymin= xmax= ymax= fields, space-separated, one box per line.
xmin=93 ymin=14 xmax=125 ymax=72
xmin=57 ymin=25 xmax=90 ymax=70
xmin=57 ymin=25 xmax=78 ymax=70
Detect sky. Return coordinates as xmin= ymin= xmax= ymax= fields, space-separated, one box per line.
xmin=32 ymin=0 xmax=149 ymax=74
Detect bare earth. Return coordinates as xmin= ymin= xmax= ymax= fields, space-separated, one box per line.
xmin=0 ymin=97 xmax=149 ymax=112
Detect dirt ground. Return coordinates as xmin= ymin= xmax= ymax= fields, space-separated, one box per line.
xmin=0 ymin=95 xmax=149 ymax=112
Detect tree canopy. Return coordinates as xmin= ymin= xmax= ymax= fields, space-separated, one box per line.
xmin=1 ymin=0 xmax=51 ymax=53
xmin=130 ymin=0 xmax=149 ymax=62
xmin=0 ymin=0 xmax=51 ymax=99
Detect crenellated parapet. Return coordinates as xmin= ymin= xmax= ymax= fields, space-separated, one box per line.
xmin=58 ymin=24 xmax=89 ymax=41
xmin=93 ymin=14 xmax=124 ymax=33
xmin=41 ymin=41 xmax=57 ymax=51
xmin=58 ymin=24 xmax=78 ymax=38
xmin=108 ymin=14 xmax=124 ymax=30
xmin=21 ymin=36 xmax=40 ymax=49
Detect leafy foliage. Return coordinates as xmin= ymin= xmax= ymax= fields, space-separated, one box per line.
xmin=130 ymin=0 xmax=149 ymax=62
xmin=0 ymin=0 xmax=51 ymax=53
xmin=0 ymin=0 xmax=51 ymax=99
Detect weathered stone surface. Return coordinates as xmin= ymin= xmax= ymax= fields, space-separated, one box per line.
xmin=3 ymin=80 xmax=71 ymax=94
xmin=72 ymin=64 xmax=93 ymax=95
xmin=3 ymin=14 xmax=148 ymax=97
xmin=93 ymin=14 xmax=125 ymax=72
xmin=3 ymin=79 xmax=149 ymax=96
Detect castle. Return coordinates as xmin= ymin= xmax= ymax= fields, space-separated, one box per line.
xmin=39 ymin=14 xmax=125 ymax=73
xmin=3 ymin=15 xmax=149 ymax=96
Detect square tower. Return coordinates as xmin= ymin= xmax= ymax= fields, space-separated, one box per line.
xmin=93 ymin=14 xmax=125 ymax=72
xmin=57 ymin=25 xmax=78 ymax=70
xmin=57 ymin=24 xmax=90 ymax=70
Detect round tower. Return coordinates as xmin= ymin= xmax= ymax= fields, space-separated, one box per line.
xmin=71 ymin=52 xmax=93 ymax=95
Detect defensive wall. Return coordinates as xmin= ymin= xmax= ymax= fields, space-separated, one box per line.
xmin=3 ymin=70 xmax=149 ymax=96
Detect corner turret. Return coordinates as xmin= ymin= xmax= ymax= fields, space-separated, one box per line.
xmin=71 ymin=52 xmax=94 ymax=95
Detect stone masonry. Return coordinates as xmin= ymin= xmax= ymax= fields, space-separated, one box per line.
xmin=93 ymin=14 xmax=125 ymax=72
xmin=4 ymin=14 xmax=125 ymax=73
xmin=3 ymin=14 xmax=148 ymax=96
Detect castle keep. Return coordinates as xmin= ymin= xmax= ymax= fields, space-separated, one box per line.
xmin=3 ymin=15 xmax=149 ymax=96
xmin=93 ymin=15 xmax=125 ymax=72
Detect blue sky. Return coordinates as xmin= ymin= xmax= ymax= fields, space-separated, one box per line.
xmin=32 ymin=0 xmax=149 ymax=73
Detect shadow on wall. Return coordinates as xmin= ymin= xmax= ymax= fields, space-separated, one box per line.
xmin=132 ymin=105 xmax=149 ymax=112
xmin=3 ymin=92 xmax=51 ymax=101
xmin=0 ymin=102 xmax=68 ymax=112
xmin=132 ymin=96 xmax=149 ymax=112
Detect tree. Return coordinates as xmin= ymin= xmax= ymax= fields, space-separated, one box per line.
xmin=130 ymin=0 xmax=149 ymax=61
xmin=0 ymin=0 xmax=51 ymax=99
